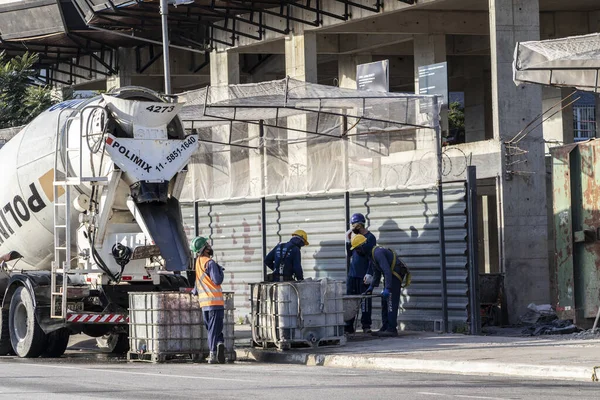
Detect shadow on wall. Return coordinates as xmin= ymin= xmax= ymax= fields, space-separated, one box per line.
xmin=377 ymin=219 xmax=413 ymax=313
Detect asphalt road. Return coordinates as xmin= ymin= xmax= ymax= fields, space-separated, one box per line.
xmin=0 ymin=355 xmax=597 ymax=400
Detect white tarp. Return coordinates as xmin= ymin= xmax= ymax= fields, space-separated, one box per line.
xmin=176 ymin=78 xmax=442 ymax=203
xmin=514 ymin=33 xmax=600 ymax=91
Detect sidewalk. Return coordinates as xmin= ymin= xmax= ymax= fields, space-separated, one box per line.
xmin=234 ymin=327 xmax=600 ymax=382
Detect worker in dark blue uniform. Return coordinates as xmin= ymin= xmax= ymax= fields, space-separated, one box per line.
xmin=345 ymin=213 xmax=376 ymax=334
xmin=351 ymin=234 xmax=411 ymax=337
xmin=264 ymin=230 xmax=309 ymax=282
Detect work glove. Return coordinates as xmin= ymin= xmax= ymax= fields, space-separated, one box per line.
xmin=381 ymin=288 xmax=391 ymax=298
xmin=345 ymin=229 xmax=353 ymax=243
xmin=362 ymin=286 xmax=374 ymax=296
xmin=363 ymin=274 xmax=373 ymax=285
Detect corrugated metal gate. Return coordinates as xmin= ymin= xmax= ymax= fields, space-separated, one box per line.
xmin=182 ymin=183 xmax=469 ymax=330
xmin=351 ymin=185 xmax=468 ymax=330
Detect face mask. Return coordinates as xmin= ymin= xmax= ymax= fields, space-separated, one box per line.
xmin=205 ymin=248 xmax=214 ymax=257
xmin=352 ymin=227 xmax=361 ymax=234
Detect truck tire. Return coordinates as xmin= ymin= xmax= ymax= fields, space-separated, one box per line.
xmin=9 ymin=286 xmax=47 ymax=358
xmin=96 ymin=332 xmax=129 ymax=354
xmin=42 ymin=328 xmax=70 ymax=358
xmin=0 ymin=309 xmax=15 ymax=355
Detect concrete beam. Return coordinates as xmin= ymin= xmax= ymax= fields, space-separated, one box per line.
xmin=337 ymin=34 xmax=413 ymax=55
xmin=541 ymin=11 xmax=593 ymax=39
xmin=213 ymin=0 xmax=443 ymax=51
xmin=321 ymin=11 xmax=489 ymax=35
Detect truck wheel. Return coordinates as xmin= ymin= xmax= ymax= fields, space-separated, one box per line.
xmin=42 ymin=328 xmax=70 ymax=358
xmin=0 ymin=309 xmax=15 ymax=355
xmin=96 ymin=332 xmax=129 ymax=354
xmin=9 ymin=287 xmax=47 ymax=358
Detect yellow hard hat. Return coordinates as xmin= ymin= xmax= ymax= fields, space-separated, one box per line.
xmin=350 ymin=234 xmax=367 ymax=250
xmin=292 ymin=229 xmax=309 ymax=246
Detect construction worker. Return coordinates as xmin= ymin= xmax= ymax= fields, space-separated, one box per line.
xmin=190 ymin=236 xmax=226 ymax=364
xmin=350 ymin=234 xmax=411 ymax=337
xmin=264 ymin=230 xmax=309 ymax=282
xmin=345 ymin=213 xmax=376 ymax=334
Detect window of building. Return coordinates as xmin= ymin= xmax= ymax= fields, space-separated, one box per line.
xmin=573 ymin=92 xmax=596 ymax=141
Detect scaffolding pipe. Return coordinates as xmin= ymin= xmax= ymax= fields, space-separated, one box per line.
xmin=160 ymin=0 xmax=172 ymax=95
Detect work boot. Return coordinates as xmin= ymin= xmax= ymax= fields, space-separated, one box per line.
xmin=376 ymin=330 xmax=398 ymax=337
xmin=208 ymin=352 xmax=218 ymax=364
xmin=371 ymin=328 xmax=387 ymax=337
xmin=217 ymin=342 xmax=226 ymax=364
xmin=362 ymin=327 xmax=372 ymax=334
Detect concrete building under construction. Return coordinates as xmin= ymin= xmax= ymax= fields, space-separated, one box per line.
xmin=0 ymin=0 xmax=596 ymax=325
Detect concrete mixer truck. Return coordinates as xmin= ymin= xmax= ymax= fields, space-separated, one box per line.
xmin=0 ymin=87 xmax=198 ymax=358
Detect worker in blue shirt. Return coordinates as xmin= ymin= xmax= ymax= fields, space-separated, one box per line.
xmin=351 ymin=234 xmax=411 ymax=337
xmin=345 ymin=213 xmax=376 ymax=334
xmin=264 ymin=230 xmax=309 ymax=282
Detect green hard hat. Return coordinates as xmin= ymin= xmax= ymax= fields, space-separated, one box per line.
xmin=190 ymin=236 xmax=209 ymax=253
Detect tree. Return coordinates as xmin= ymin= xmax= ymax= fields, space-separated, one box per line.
xmin=0 ymin=52 xmax=57 ymax=129
xmin=446 ymin=101 xmax=466 ymax=145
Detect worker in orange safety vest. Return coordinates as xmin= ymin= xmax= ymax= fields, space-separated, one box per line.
xmin=191 ymin=236 xmax=226 ymax=364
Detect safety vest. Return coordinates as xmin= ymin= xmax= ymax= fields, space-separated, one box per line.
xmin=195 ymin=256 xmax=224 ymax=308
xmin=371 ymin=246 xmax=412 ymax=288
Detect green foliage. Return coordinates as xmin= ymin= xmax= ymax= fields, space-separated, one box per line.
xmin=0 ymin=51 xmax=57 ymax=128
xmin=448 ymin=101 xmax=465 ymax=130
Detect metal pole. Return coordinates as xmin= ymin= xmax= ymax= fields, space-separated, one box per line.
xmin=344 ymin=191 xmax=351 ymax=275
xmin=260 ymin=120 xmax=268 ymax=282
xmin=342 ymin=115 xmax=351 ymax=274
xmin=159 ymin=0 xmax=172 ymax=95
xmin=466 ymin=166 xmax=481 ymax=335
xmin=193 ymin=202 xmax=199 ymax=237
xmin=434 ymin=96 xmax=449 ymax=333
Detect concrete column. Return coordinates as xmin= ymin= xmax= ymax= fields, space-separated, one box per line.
xmin=283 ymin=31 xmax=317 ymax=193
xmin=50 ymin=87 xmax=73 ymax=102
xmin=338 ymin=55 xmax=372 ymax=89
xmin=209 ymin=50 xmax=241 ymax=199
xmin=337 ymin=55 xmax=381 ymax=188
xmin=414 ymin=35 xmax=446 ymax=150
xmin=106 ymin=48 xmax=134 ymax=91
xmin=413 ymin=35 xmax=446 ymax=94
xmin=489 ymin=0 xmax=549 ymax=322
xmin=285 ymin=31 xmax=317 ymax=82
xmin=210 ymin=50 xmax=240 ymax=86
xmin=542 ymin=87 xmax=574 ymax=152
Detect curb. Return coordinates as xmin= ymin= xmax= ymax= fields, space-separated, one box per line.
xmin=235 ymin=348 xmax=596 ymax=382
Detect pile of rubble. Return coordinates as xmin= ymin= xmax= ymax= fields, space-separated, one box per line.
xmin=519 ymin=303 xmax=581 ymax=336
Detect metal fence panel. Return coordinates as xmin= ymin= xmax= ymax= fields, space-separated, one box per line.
xmin=265 ymin=195 xmax=347 ymax=281
xmin=196 ymin=200 xmax=263 ymax=322
xmin=350 ymin=184 xmax=468 ymax=331
xmin=190 ymin=184 xmax=469 ymax=330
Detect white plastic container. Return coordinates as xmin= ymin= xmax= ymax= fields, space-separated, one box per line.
xmin=250 ymin=279 xmax=346 ymax=350
xmin=128 ymin=291 xmax=235 ymax=362
xmin=128 ymin=292 xmax=204 ymax=361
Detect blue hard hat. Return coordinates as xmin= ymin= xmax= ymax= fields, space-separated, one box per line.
xmin=350 ymin=213 xmax=366 ymax=225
